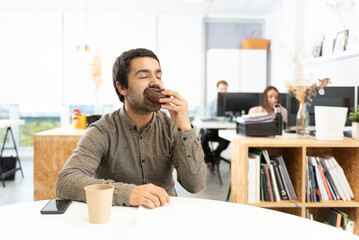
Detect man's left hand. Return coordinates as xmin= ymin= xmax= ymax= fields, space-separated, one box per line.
xmin=159 ymin=89 xmax=192 ymax=132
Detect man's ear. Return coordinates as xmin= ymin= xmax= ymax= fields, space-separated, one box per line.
xmin=116 ymin=81 xmax=126 ymax=96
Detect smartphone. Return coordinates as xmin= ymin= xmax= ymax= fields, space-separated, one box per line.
xmin=40 ymin=199 xmax=72 ymax=214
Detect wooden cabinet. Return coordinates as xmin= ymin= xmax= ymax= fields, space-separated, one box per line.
xmin=33 ymin=127 xmax=85 ymax=201
xmin=229 ymin=135 xmax=359 ymax=235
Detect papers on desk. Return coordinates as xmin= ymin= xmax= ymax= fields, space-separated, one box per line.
xmin=237 ymin=115 xmax=275 ymax=124
xmin=198 ymin=117 xmax=217 ymax=122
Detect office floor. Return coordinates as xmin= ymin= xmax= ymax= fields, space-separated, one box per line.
xmin=0 ymin=150 xmax=231 ymax=206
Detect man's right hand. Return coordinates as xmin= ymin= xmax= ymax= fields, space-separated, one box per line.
xmin=129 ymin=183 xmax=170 ymax=209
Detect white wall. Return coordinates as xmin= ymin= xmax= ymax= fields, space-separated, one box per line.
xmin=266 ymin=0 xmax=359 ymax=92
xmin=157 ymin=14 xmax=203 ymax=112
xmin=0 ymin=11 xmax=204 ymax=118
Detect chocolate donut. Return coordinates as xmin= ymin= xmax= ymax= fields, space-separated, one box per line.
xmin=145 ymin=88 xmax=169 ymax=104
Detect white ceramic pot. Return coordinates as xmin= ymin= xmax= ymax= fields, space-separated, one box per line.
xmin=314 ymin=106 xmax=348 ymax=140
xmin=353 ymin=122 xmax=359 ymax=140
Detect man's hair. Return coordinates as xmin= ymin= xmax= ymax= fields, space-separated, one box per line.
xmin=112 ymin=48 xmax=160 ymax=103
xmin=216 ymin=80 xmax=228 ymax=88
xmin=260 ymin=86 xmax=281 ymax=109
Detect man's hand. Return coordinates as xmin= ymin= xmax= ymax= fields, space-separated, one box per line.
xmin=159 ymin=89 xmax=192 ymax=132
xmin=129 ymin=184 xmax=170 ymax=209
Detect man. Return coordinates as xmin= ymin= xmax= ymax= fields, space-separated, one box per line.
xmin=201 ymin=80 xmax=230 ymax=167
xmin=206 ymin=80 xmax=228 ymax=118
xmin=56 ymin=48 xmax=206 ymax=209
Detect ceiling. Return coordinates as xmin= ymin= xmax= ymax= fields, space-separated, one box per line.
xmin=0 ymin=0 xmax=282 ymax=16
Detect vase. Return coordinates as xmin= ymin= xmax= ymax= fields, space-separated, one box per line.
xmin=353 ymin=122 xmax=359 ymax=140
xmin=296 ymin=102 xmax=309 ymax=136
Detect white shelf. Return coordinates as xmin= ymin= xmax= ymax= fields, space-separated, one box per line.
xmin=312 ymin=50 xmax=359 ymax=65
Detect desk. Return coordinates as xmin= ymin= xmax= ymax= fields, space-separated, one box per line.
xmin=192 ymin=118 xmax=236 ymax=136
xmin=0 ymin=120 xmax=25 ymax=187
xmin=33 ymin=126 xmax=86 ymax=200
xmin=0 ymin=197 xmax=355 ymax=239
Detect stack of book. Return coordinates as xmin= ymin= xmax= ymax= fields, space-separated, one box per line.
xmin=247 ymin=149 xmax=297 ymax=203
xmin=306 ymin=155 xmax=354 ymax=202
xmin=324 ymin=208 xmax=354 ymax=233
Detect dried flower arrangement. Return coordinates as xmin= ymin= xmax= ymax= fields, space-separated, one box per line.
xmin=284 ymin=43 xmax=331 ymax=134
xmin=326 ymin=0 xmax=355 ymax=30
xmin=88 ymin=53 xmax=103 ymax=92
xmin=88 ymin=52 xmax=103 ymax=114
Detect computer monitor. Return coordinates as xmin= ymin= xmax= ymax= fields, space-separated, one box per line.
xmin=217 ymin=92 xmax=260 ymax=117
xmin=217 ymin=92 xmax=289 ymax=117
xmin=287 ymin=86 xmax=355 ymax=127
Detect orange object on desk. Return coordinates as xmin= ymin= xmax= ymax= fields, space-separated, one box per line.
xmin=72 ymin=108 xmax=87 ymax=129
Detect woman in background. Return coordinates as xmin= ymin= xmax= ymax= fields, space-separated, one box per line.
xmin=248 ymin=86 xmax=288 ymax=127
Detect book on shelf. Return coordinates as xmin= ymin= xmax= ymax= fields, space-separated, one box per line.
xmin=260 ymin=166 xmax=268 ymax=201
xmin=273 ymin=155 xmax=297 ymax=200
xmin=306 ymin=155 xmax=354 ymax=202
xmin=271 ymin=160 xmax=289 ymax=200
xmin=262 ymin=150 xmax=280 ymax=202
xmin=260 ymin=163 xmax=274 ymax=202
xmin=318 ymin=156 xmax=354 ymax=201
xmin=307 ymin=156 xmax=329 ymax=201
xmin=346 ymin=219 xmax=354 ymax=233
xmin=325 ymin=208 xmax=342 ymax=228
xmin=329 ymin=156 xmax=354 ymax=199
xmin=335 ymin=209 xmax=348 ymax=231
xmin=247 ymin=153 xmax=261 ymax=203
xmin=318 ymin=157 xmax=342 ymax=200
xmin=248 ymin=152 xmax=261 ymax=203
xmin=260 ymin=164 xmax=269 ymax=201
xmin=315 ymin=157 xmax=333 ymax=200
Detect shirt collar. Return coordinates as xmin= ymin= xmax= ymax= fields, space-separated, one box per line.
xmin=119 ymin=107 xmax=157 ymax=132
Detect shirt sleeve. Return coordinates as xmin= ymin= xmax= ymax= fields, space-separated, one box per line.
xmin=171 ymin=127 xmax=206 ymax=193
xmin=55 ymin=126 xmax=136 ymax=207
xmin=206 ymin=98 xmax=216 ymax=118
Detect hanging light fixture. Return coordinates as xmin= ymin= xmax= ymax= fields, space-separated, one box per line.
xmin=76 ymin=0 xmax=92 ymax=64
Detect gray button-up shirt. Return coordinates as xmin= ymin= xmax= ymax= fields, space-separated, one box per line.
xmin=56 ymin=107 xmax=206 ymax=206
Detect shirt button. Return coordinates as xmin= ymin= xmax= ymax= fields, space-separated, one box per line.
xmin=187 ymin=155 xmax=191 ymax=158
xmin=140 ymin=136 xmax=142 ymax=139
xmin=142 ymin=159 xmax=146 ymax=163
xmin=183 ymin=137 xmax=187 ymax=141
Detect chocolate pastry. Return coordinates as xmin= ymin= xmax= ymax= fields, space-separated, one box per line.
xmin=145 ymin=88 xmax=169 ymax=104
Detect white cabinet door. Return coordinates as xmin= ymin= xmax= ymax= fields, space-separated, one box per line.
xmin=239 ymin=50 xmax=267 ymax=92
xmin=206 ymin=49 xmax=267 ymax=104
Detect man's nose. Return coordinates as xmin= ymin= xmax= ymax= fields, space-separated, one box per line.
xmin=149 ymin=74 xmax=161 ymax=87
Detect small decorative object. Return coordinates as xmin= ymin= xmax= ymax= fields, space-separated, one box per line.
xmin=349 ymin=105 xmax=359 ymax=139
xmin=284 ymin=43 xmax=331 ymax=137
xmin=312 ymin=40 xmax=323 ymax=58
xmin=288 ymin=79 xmax=331 ymax=136
xmin=333 ymin=29 xmax=349 ymax=53
xmin=296 ymin=101 xmax=310 ymax=136
xmin=72 ymin=108 xmax=87 ymax=129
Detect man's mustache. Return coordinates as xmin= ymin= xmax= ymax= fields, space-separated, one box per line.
xmin=143 ymin=86 xmax=163 ymax=94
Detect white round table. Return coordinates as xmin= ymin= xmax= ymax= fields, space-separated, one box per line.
xmin=0 ymin=197 xmax=356 ymax=240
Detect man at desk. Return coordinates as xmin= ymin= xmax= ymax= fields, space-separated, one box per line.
xmin=201 ymin=80 xmax=230 ymax=169
xmin=56 ymin=48 xmax=206 ymax=209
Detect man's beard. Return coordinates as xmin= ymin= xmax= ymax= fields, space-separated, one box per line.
xmin=127 ymin=86 xmax=162 ymax=113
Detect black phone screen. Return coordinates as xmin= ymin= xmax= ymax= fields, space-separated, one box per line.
xmin=40 ymin=199 xmax=72 ymax=214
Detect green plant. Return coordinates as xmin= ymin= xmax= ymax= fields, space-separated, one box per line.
xmin=349 ymin=105 xmax=359 ymax=122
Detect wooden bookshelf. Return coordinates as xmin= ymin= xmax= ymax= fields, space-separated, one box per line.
xmin=229 ymin=135 xmax=359 ymax=235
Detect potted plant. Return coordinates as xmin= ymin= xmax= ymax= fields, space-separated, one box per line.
xmin=349 ymin=105 xmax=359 ymax=139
